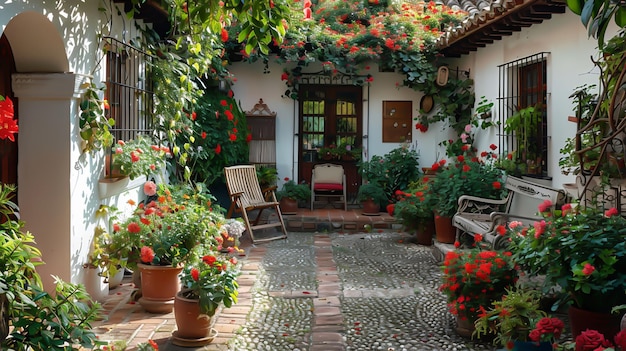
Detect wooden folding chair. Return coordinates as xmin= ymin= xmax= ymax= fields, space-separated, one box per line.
xmin=224 ymin=165 xmax=288 ymax=243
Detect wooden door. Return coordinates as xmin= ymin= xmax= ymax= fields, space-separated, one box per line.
xmin=298 ymin=85 xmax=362 ymax=201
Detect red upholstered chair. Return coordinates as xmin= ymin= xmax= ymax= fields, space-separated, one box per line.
xmin=310 ymin=163 xmax=347 ymax=211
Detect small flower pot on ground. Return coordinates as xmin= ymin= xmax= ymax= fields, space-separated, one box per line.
xmin=172 ymin=290 xmax=218 ymax=346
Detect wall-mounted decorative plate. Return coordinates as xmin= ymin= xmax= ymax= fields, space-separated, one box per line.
xmin=420 ymin=95 xmax=434 ymax=113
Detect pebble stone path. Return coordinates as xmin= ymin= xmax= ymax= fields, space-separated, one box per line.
xmin=92 ymin=231 xmax=500 ymax=351
xmin=226 ymin=231 xmax=497 ymax=351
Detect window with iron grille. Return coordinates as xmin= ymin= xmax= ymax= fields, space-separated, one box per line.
xmin=498 ymin=52 xmax=549 ymax=177
xmin=104 ymin=36 xmax=155 ymax=143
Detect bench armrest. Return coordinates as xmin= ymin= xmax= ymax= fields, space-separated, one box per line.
xmin=484 ymin=212 xmax=544 ymax=249
xmin=456 ymin=193 xmax=511 ymax=215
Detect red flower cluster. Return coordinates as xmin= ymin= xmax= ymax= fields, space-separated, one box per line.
xmin=574 ymin=329 xmax=626 ymax=351
xmin=0 ymin=97 xmax=18 ymax=142
xmin=440 ymin=244 xmax=518 ymax=320
xmin=415 ymin=123 xmax=428 ymax=133
xmin=528 ymin=317 xmax=565 ymax=343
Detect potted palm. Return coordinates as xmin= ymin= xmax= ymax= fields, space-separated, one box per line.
xmin=256 ymin=166 xmax=278 ymax=189
xmin=357 ymin=183 xmax=388 ymax=215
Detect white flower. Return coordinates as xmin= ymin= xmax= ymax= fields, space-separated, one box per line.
xmin=223 ymin=219 xmax=246 ymax=238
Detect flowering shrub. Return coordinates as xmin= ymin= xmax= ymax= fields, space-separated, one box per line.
xmin=179 ymin=253 xmax=239 ymax=316
xmin=392 ymin=179 xmax=434 ymax=230
xmin=108 ymin=182 xmax=222 ymax=269
xmin=439 ymin=239 xmax=519 ymax=321
xmin=506 ymin=202 xmax=626 ymax=313
xmin=357 ymin=143 xmax=421 ymax=200
xmin=276 ymin=177 xmax=311 ymax=201
xmin=111 ymin=135 xmax=171 ymax=180
xmin=264 ymin=1 xmax=466 ymax=98
xmin=175 ymin=90 xmax=250 ymax=186
xmin=0 ymin=96 xmax=18 ymax=142
xmin=428 ymin=146 xmax=506 ymax=217
xmin=217 ymin=218 xmax=246 ymax=252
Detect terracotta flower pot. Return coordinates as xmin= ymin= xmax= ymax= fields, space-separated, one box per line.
xmin=434 ymin=214 xmax=455 ymax=244
xmin=454 ymin=315 xmax=475 ymax=338
xmin=279 ymin=197 xmax=298 ymax=214
xmin=173 ymin=290 xmax=215 ymax=343
xmin=415 ymin=219 xmax=435 ymax=246
xmin=361 ymin=198 xmax=380 ymax=215
xmin=137 ymin=263 xmax=183 ymax=313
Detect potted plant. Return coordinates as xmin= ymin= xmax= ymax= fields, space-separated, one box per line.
xmin=439 ymin=237 xmax=519 ymax=338
xmin=276 ymin=177 xmax=311 ymax=213
xmin=428 ymin=147 xmax=506 ymax=243
xmin=109 ymin=134 xmax=171 ymax=180
xmin=317 ymin=144 xmax=344 ymax=160
xmin=218 ymin=218 xmax=246 ymax=253
xmin=108 ymin=181 xmax=221 ymax=313
xmin=474 ymin=286 xmax=561 ymax=349
xmin=356 ymin=183 xmax=388 ymax=214
xmin=357 ymin=143 xmax=421 ymax=201
xmin=503 ymin=104 xmax=544 ymax=175
xmin=506 ymin=201 xmax=626 ymax=339
xmin=256 ymin=166 xmax=278 ymax=189
xmin=337 ymin=142 xmax=362 ymax=161
xmin=174 ymin=252 xmax=239 ymax=344
xmin=392 ymin=179 xmax=435 ymax=245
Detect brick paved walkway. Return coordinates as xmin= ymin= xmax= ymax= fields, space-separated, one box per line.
xmin=91 ymin=233 xmax=350 ymax=351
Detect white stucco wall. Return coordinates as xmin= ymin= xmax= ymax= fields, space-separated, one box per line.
xmin=229 ymin=60 xmax=450 ymax=184
xmin=1 ymin=1 xmax=147 ymax=293
xmin=448 ymin=11 xmax=618 ymax=189
xmin=230 ymin=11 xmax=619 ymax=192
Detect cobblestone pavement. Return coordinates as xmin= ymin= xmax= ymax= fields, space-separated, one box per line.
xmin=93 ymin=230 xmax=500 ymax=351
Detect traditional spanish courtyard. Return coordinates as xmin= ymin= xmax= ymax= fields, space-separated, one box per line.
xmin=90 ymin=229 xmax=545 ymax=351
xmin=2 ymin=0 xmax=626 ymax=351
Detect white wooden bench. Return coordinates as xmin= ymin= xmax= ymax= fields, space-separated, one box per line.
xmin=452 ymin=175 xmax=565 ymax=249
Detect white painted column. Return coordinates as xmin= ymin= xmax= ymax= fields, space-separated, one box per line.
xmin=12 ymin=73 xmax=82 ymax=292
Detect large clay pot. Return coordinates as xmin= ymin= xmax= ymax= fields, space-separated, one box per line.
xmin=415 ymin=219 xmax=435 ymax=246
xmin=280 ymin=197 xmax=298 ymax=215
xmin=137 ymin=263 xmax=183 ymax=313
xmin=568 ymin=305 xmax=622 ymax=339
xmin=172 ymin=290 xmax=217 ymax=346
xmin=434 ymin=214 xmax=456 ymax=244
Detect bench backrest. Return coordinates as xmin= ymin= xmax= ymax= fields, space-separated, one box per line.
xmin=504 ymin=176 xmax=565 ymax=217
